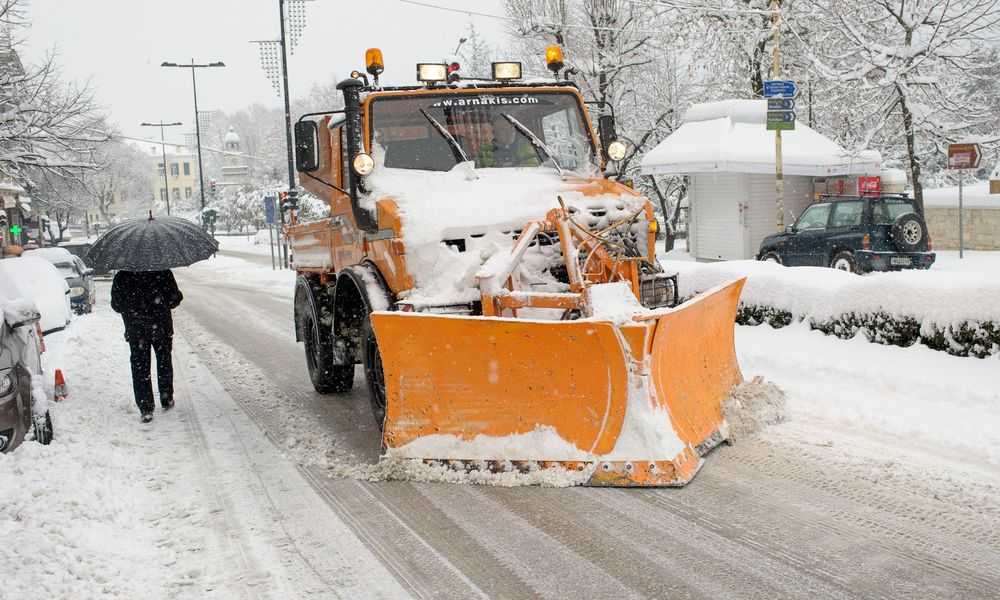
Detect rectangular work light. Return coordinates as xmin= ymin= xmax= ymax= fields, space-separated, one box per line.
xmin=416 ymin=63 xmax=448 ymax=83
xmin=491 ymin=62 xmax=523 ymax=81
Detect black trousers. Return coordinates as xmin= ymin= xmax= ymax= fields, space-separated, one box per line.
xmin=128 ymin=334 xmax=173 ymax=412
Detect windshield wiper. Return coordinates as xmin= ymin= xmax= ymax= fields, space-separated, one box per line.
xmin=501 ymin=113 xmax=565 ymax=177
xmin=419 ymin=108 xmax=470 ymax=166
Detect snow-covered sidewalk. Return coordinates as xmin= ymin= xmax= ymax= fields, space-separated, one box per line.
xmin=0 ymin=291 xmax=406 ymax=599
xmin=737 ymin=322 xmax=1000 ymax=466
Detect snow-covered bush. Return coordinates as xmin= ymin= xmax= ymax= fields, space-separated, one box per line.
xmin=670 ymin=260 xmax=1000 ymax=358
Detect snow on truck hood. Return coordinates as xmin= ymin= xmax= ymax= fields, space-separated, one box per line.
xmin=364 ymin=162 xmax=648 ymax=304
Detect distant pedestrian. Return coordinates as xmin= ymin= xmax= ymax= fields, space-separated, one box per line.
xmin=111 ymin=270 xmax=183 ymax=423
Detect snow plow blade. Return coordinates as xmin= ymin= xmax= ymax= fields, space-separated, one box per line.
xmin=370 ymin=278 xmax=745 ymax=486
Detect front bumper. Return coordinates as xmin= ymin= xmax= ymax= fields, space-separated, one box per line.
xmin=856 ymin=251 xmax=936 ymax=271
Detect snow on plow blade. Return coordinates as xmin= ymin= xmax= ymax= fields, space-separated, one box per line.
xmin=370 ymin=278 xmax=745 ymax=487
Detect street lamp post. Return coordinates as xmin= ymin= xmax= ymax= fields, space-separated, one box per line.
xmin=140 ymin=121 xmax=182 ymax=215
xmin=160 ymin=60 xmax=225 ymax=218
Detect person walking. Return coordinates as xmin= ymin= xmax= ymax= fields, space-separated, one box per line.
xmin=111 ymin=270 xmax=183 ymax=423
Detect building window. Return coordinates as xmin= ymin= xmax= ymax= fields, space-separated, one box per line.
xmin=185 ymin=187 xmax=192 ymax=198
xmin=170 ymin=163 xmax=180 ymax=176
xmin=183 ymin=162 xmax=191 ymax=176
xmin=160 ymin=188 xmax=167 ymax=201
xmin=172 ymin=188 xmax=180 ymax=201
xmin=158 ymin=163 xmax=165 ymax=175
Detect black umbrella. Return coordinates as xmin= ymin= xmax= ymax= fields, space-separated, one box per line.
xmin=86 ymin=214 xmax=219 ymax=272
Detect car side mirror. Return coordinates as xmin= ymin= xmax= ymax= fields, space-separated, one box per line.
xmin=294 ymin=120 xmax=319 ymax=172
xmin=9 ymin=310 xmax=41 ymax=329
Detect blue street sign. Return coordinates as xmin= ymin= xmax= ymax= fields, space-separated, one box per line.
xmin=767 ymin=98 xmax=795 ymax=111
xmin=766 ymin=110 xmax=796 ymax=123
xmin=763 ymin=80 xmax=798 ymax=98
xmin=264 ymin=194 xmax=277 ymax=225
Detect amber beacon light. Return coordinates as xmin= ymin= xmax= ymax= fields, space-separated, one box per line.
xmin=365 ymin=48 xmax=384 ymax=75
xmin=545 ymin=45 xmax=564 ymax=74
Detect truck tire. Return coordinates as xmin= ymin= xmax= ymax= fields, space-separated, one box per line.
xmin=891 ymin=213 xmax=927 ymax=252
xmin=299 ymin=287 xmax=354 ymax=394
xmin=362 ymin=317 xmax=387 ymax=432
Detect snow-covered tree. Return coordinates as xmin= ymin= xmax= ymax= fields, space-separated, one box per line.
xmin=800 ymin=0 xmax=1000 ymax=210
xmin=80 ymin=140 xmax=155 ymax=223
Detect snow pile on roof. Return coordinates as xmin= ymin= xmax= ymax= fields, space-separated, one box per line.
xmin=666 ymin=259 xmax=1000 ymax=327
xmin=0 ymin=256 xmax=71 ymax=332
xmin=924 ymin=181 xmax=1000 ymax=209
xmin=640 ymin=99 xmax=881 ymax=176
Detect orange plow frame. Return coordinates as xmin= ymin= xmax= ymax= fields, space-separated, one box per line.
xmin=370 ymin=278 xmax=745 ymax=487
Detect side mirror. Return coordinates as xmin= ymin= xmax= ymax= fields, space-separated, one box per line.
xmin=598 ymin=114 xmax=617 ymax=159
xmin=785 ymin=225 xmax=795 ymax=233
xmin=294 ymin=120 xmax=319 ymax=172
xmin=9 ymin=310 xmax=41 ymax=329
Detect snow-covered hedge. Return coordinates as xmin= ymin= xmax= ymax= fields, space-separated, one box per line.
xmin=667 ymin=261 xmax=1000 ymax=358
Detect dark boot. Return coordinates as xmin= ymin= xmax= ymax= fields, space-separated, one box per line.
xmin=140 ymin=411 xmax=153 ymax=423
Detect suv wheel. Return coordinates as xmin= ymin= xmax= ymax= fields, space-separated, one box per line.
xmin=760 ymin=251 xmax=783 ymax=265
xmin=891 ymin=213 xmax=927 ymax=252
xmin=830 ymin=251 xmax=858 ymax=273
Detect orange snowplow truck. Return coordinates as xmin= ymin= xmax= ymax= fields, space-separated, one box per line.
xmin=288 ymin=48 xmax=745 ymax=486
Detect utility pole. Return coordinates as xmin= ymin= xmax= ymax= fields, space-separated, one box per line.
xmin=140 ymin=121 xmax=182 ymax=215
xmin=160 ymin=59 xmax=226 ymax=223
xmin=771 ymin=0 xmax=785 ymax=232
xmin=277 ymin=0 xmax=296 ymax=268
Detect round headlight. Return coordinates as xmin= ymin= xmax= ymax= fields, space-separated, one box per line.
xmin=607 ymin=140 xmax=627 ymax=162
xmin=352 ymin=153 xmax=375 ymax=176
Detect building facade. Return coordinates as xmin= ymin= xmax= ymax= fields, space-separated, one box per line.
xmin=148 ymin=144 xmax=199 ymax=211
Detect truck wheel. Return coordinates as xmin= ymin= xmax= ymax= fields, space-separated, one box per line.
xmin=362 ymin=317 xmax=387 ymax=432
xmin=830 ymin=251 xmax=858 ymax=273
xmin=302 ymin=300 xmax=353 ymax=394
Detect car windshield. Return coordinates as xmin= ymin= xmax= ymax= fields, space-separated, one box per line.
xmin=872 ymin=198 xmax=916 ymax=224
xmin=369 ymin=92 xmax=596 ymax=173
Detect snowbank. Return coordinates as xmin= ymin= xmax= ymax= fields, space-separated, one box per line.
xmin=738 ymin=322 xmax=1000 ymax=465
xmin=664 ymin=259 xmax=1000 ymax=356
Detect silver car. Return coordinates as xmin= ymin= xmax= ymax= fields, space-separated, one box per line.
xmin=0 ymin=283 xmax=53 ymax=452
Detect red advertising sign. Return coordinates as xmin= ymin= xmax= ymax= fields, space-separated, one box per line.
xmin=947 ymin=143 xmax=982 ymax=170
xmin=858 ymin=176 xmax=881 ymax=195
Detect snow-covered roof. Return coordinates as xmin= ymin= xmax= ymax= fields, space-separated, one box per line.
xmin=641 ymin=100 xmax=881 ymax=177
xmin=0 ymin=179 xmax=25 ymax=194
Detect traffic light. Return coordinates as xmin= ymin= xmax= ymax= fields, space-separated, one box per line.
xmin=0 ymin=211 xmax=7 ymax=229
xmin=209 ymin=179 xmax=217 ymax=197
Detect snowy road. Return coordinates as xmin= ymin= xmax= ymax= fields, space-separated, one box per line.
xmin=164 ymin=253 xmax=1000 ymax=599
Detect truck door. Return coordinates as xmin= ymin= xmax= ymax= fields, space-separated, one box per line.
xmin=785 ymin=203 xmax=831 ymax=266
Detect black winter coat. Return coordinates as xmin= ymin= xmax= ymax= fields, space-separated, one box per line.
xmin=111 ymin=270 xmax=183 ymax=340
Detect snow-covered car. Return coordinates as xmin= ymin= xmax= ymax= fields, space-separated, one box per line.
xmin=0 ymin=255 xmax=72 ymax=333
xmin=0 ymin=272 xmax=53 ymax=452
xmin=25 ymin=247 xmax=96 ymax=314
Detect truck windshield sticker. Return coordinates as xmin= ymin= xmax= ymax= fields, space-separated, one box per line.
xmin=430 ymin=95 xmax=541 ymax=108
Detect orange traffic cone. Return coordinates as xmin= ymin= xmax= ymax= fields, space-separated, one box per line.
xmin=54 ymin=369 xmax=68 ymax=402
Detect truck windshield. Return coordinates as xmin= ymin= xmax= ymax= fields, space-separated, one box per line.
xmin=369 ymin=92 xmax=596 ymax=173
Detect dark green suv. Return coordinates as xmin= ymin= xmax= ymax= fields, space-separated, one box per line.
xmin=757 ymin=195 xmax=936 ymax=273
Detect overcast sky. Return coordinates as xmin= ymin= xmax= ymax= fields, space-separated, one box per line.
xmin=23 ymin=0 xmax=507 ymax=146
